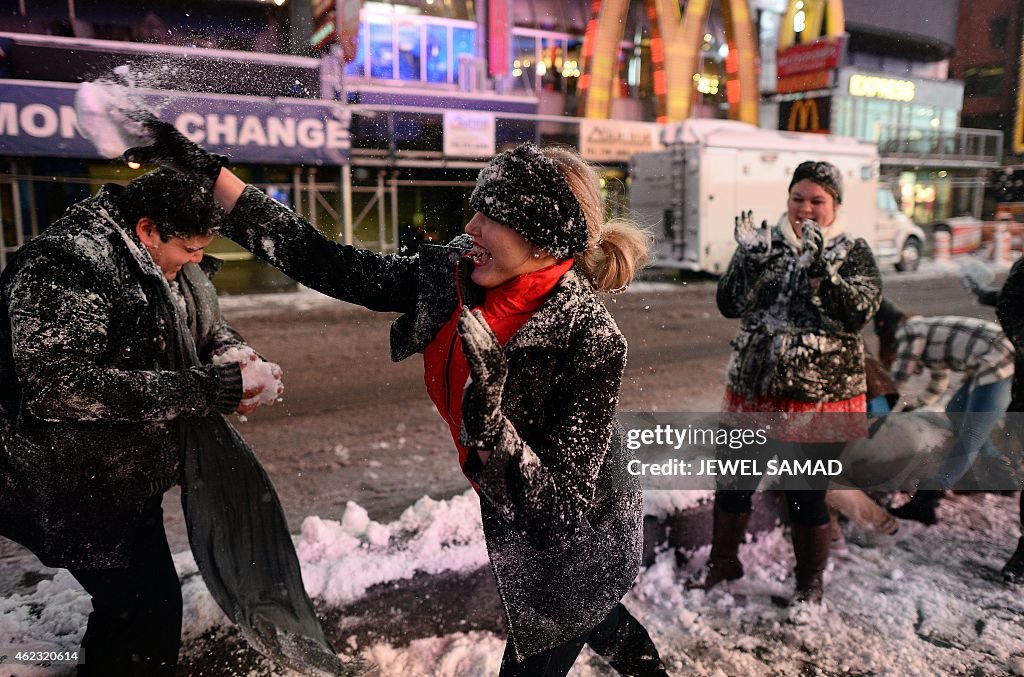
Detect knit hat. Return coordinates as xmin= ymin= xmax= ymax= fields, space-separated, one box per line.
xmin=789 ymin=160 xmax=843 ymax=204
xmin=469 ymin=143 xmax=588 ymax=259
xmin=873 ymin=298 xmax=906 ymax=336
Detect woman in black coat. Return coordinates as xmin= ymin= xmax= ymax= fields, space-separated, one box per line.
xmin=128 ymin=126 xmax=669 ymax=676
xmin=707 ymin=161 xmax=881 ymax=604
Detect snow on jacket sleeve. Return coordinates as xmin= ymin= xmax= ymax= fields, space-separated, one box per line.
xmin=467 ymin=330 xmax=626 ymax=549
xmin=717 ymin=248 xmax=758 ymax=319
xmin=221 ymin=186 xmax=419 ymax=313
xmin=8 ymin=246 xmax=240 ymax=422
xmin=814 ymin=238 xmax=882 ymax=332
xmin=203 ymin=320 xmax=246 ymax=363
xmin=716 ymin=245 xmax=791 ymax=320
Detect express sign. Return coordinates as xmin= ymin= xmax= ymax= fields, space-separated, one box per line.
xmin=0 ymin=80 xmax=351 ymax=164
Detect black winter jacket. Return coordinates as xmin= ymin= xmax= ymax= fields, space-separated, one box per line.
xmin=222 ymin=186 xmax=642 ymax=660
xmin=717 ymin=218 xmax=882 ymax=403
xmin=997 ymin=256 xmax=1024 ymax=412
xmin=0 ymin=185 xmax=243 ymax=568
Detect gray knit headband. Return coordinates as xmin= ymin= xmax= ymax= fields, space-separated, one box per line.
xmin=469 ymin=143 xmax=588 ymax=258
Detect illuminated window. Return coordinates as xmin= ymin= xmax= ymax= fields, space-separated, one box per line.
xmin=345 ymin=14 xmax=476 ymax=84
xmin=512 ymin=34 xmax=537 ymax=91
xmin=368 ymin=23 xmax=394 ymax=79
xmin=397 ymin=23 xmax=421 ymax=81
xmin=452 ymin=27 xmax=476 ymax=85
xmin=512 ymin=29 xmax=582 ymax=95
xmin=425 ymin=24 xmax=448 ymax=83
xmin=345 ymin=27 xmax=367 ymax=78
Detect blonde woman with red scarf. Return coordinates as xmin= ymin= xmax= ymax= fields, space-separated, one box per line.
xmin=125 ymin=123 xmax=670 ymax=676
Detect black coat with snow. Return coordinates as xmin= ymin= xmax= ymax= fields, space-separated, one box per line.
xmin=997 ymin=256 xmax=1024 ymax=413
xmin=717 ymin=217 xmax=882 ymax=403
xmin=0 ymin=185 xmax=243 ymax=568
xmin=221 ymin=186 xmax=642 ymax=660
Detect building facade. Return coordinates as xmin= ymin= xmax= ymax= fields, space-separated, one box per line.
xmin=760 ymin=0 xmax=999 ymax=223
xmin=0 ymin=0 xmax=999 ymax=277
xmin=949 ymin=0 xmax=1022 ymax=157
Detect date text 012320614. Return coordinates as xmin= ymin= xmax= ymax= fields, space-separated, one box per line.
xmin=0 ymin=648 xmax=82 ymax=664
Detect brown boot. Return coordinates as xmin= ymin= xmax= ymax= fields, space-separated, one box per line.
xmin=791 ymin=522 xmax=832 ymax=604
xmin=704 ymin=507 xmax=751 ymax=591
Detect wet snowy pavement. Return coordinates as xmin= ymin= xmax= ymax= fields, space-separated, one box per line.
xmin=2 ymin=265 xmax=1023 ymax=675
xmin=3 ymin=489 xmax=1024 ymax=676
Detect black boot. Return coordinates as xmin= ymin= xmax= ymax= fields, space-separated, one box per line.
xmin=791 ymin=522 xmax=832 ymax=604
xmin=888 ymin=490 xmax=942 ymax=526
xmin=589 ymin=604 xmax=669 ymax=676
xmin=1002 ymin=537 xmax=1024 ymax=585
xmin=704 ymin=507 xmax=751 ymax=591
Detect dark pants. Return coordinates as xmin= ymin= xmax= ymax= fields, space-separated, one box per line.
xmin=499 ymin=603 xmax=664 ymax=677
xmin=69 ymin=500 xmax=182 ymax=676
xmin=715 ymin=440 xmax=846 ymax=526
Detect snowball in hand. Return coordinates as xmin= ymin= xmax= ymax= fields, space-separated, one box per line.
xmin=212 ymin=346 xmax=284 ymax=407
xmin=75 ymin=70 xmax=154 ymax=159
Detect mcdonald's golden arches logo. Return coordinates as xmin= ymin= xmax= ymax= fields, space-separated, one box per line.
xmin=779 ymin=96 xmax=832 ymax=134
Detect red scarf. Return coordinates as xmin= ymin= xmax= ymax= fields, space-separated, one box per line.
xmin=423 ymin=259 xmax=573 ymax=474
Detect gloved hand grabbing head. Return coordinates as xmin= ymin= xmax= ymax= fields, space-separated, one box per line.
xmin=123 ymin=113 xmax=229 ymax=185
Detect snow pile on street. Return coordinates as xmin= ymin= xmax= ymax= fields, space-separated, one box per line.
xmin=351 ymin=492 xmax=1024 ymax=675
xmin=364 ymin=632 xmax=503 ymax=676
xmin=3 ymin=490 xmax=1023 ymax=675
xmin=643 ymin=489 xmax=712 ymax=518
xmin=626 ymin=492 xmax=1024 ymax=674
xmin=297 ymin=492 xmax=489 ymax=605
xmin=0 ymin=570 xmax=91 ymax=657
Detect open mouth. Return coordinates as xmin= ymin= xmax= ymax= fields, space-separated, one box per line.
xmin=468 ymin=243 xmax=492 ymax=266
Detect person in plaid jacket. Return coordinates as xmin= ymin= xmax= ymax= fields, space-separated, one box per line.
xmin=874 ymin=299 xmax=1014 ymax=525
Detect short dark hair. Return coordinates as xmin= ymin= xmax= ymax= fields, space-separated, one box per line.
xmin=117 ymin=168 xmax=223 ymax=241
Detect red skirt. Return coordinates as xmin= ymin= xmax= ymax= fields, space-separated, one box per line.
xmin=723 ymin=389 xmax=868 ymax=443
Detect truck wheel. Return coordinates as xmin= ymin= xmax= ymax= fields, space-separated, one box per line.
xmin=895 ymin=236 xmax=922 ymax=272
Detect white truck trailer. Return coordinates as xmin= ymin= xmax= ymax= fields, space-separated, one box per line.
xmin=628 ymin=119 xmax=924 ymax=275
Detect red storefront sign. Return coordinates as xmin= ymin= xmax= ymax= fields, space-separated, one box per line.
xmin=776 ymin=69 xmax=833 ymax=94
xmin=776 ymin=37 xmax=843 ymax=78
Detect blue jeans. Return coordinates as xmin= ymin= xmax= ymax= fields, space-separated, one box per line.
xmin=928 ymin=377 xmax=1012 ymax=489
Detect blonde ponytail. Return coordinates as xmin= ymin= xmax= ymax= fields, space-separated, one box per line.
xmin=541 ymin=146 xmax=651 ymax=292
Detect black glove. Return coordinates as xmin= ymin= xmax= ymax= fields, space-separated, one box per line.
xmin=123 ymin=114 xmax=229 ymax=183
xmin=458 ymin=307 xmax=507 ymax=448
xmin=799 ymin=219 xmax=825 ymax=277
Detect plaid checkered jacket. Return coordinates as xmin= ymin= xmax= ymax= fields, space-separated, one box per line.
xmin=892 ymin=315 xmax=1015 ymax=407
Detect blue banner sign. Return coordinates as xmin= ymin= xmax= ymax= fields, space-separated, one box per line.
xmin=0 ymin=80 xmax=351 ymax=164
